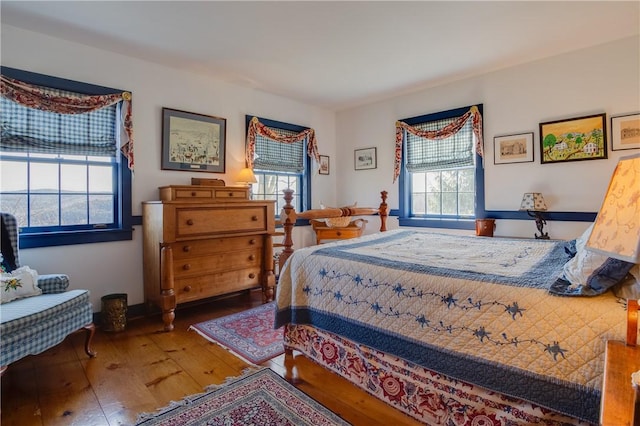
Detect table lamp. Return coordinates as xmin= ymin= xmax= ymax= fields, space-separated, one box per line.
xmin=519 ymin=192 xmax=549 ymax=239
xmin=236 ymin=167 xmax=257 ymax=197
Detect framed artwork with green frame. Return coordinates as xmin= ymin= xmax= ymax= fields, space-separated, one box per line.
xmin=539 ymin=113 xmax=607 ymax=164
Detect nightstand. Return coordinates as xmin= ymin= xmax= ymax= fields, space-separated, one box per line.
xmin=600 ymin=300 xmax=640 ymax=425
xmin=311 ymin=219 xmax=367 ymax=244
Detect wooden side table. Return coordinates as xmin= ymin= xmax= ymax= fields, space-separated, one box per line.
xmin=311 ymin=219 xmax=367 ymax=244
xmin=601 ymin=340 xmax=640 ymax=425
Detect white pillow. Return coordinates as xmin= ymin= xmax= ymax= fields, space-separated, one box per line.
xmin=562 ymin=224 xmax=610 ymax=288
xmin=0 ymin=266 xmax=41 ymax=303
xmin=613 ymin=264 xmax=640 ymax=299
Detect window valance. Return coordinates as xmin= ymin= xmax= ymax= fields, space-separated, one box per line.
xmin=394 ymin=105 xmax=483 ymax=182
xmin=0 ymin=75 xmax=134 ymax=170
xmin=245 ymin=116 xmax=319 ymax=169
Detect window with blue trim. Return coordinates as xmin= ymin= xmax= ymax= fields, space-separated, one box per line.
xmin=0 ymin=67 xmax=133 ymax=248
xmin=398 ymin=105 xmax=484 ymax=229
xmin=245 ymin=116 xmax=311 ymax=217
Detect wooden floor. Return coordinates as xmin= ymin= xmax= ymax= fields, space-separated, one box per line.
xmin=1 ymin=290 xmax=421 ymax=426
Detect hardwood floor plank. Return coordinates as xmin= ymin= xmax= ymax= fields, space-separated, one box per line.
xmin=2 ymin=293 xmax=422 ymax=426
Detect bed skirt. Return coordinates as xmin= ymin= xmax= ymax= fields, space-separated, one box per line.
xmin=284 ymin=324 xmax=592 ymax=426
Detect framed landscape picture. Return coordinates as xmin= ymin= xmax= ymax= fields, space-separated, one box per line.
xmin=319 ymin=155 xmax=330 ymax=175
xmin=354 ymin=147 xmax=377 ymax=170
xmin=493 ymin=132 xmax=534 ymax=165
xmin=162 ymin=107 xmax=226 ymax=173
xmin=611 ymin=113 xmax=640 ymax=151
xmin=539 ymin=113 xmax=607 ymax=164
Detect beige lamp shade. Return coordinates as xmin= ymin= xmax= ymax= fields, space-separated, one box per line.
xmin=586 ymin=153 xmax=640 ymax=263
xmin=519 ymin=193 xmax=547 ymax=211
xmin=236 ymin=167 xmax=257 ymax=185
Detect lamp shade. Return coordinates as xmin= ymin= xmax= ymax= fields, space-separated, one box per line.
xmin=236 ymin=167 xmax=257 ymax=184
xmin=586 ymin=153 xmax=640 ymax=263
xmin=519 ymin=193 xmax=547 ymax=211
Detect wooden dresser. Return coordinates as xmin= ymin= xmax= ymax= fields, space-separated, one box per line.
xmin=142 ymin=185 xmax=276 ymax=331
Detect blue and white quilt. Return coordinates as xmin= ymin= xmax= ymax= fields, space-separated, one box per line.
xmin=275 ymin=230 xmax=628 ymax=423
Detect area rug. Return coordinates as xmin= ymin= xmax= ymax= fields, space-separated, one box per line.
xmin=189 ymin=302 xmax=283 ymax=364
xmin=135 ymin=367 xmax=350 ymax=426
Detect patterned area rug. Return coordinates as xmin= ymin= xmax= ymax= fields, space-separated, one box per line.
xmin=135 ymin=368 xmax=350 ymax=425
xmin=189 ymin=302 xmax=283 ymax=364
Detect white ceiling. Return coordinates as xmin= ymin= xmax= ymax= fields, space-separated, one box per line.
xmin=2 ymin=1 xmax=639 ymax=111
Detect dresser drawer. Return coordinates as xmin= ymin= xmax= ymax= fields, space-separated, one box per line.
xmin=174 ymin=206 xmax=269 ymax=237
xmin=172 ymin=248 xmax=262 ymax=278
xmin=159 ymin=185 xmax=248 ymax=202
xmin=171 ymin=236 xmax=264 ymax=259
xmin=174 ymin=268 xmax=261 ymax=303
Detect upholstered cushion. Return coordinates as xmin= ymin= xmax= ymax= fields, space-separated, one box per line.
xmin=1 ymin=266 xmax=41 ymax=303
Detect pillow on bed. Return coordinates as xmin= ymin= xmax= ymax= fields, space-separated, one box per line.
xmin=613 ymin=264 xmax=640 ymax=299
xmin=1 ymin=266 xmax=41 ymax=303
xmin=550 ymin=224 xmax=635 ymax=296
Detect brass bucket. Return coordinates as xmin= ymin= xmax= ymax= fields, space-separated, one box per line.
xmin=101 ymin=293 xmax=127 ymax=332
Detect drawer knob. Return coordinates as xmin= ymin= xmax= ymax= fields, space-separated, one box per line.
xmin=186 ymin=219 xmax=194 ymax=226
xmin=251 ymin=215 xmax=258 ymax=221
xmin=183 ymin=245 xmax=191 ymax=252
xmin=249 ymin=239 xmax=256 ymax=245
xmin=248 ymin=273 xmax=256 ymax=279
xmin=228 ymin=192 xmax=234 ymax=197
xmin=183 ymin=264 xmax=191 ymax=270
xmin=183 ymin=285 xmax=192 ymax=292
xmin=191 ymin=191 xmax=196 ymax=196
xmin=248 ymin=254 xmax=256 ymax=261
xmin=336 ymin=231 xmax=342 ymax=236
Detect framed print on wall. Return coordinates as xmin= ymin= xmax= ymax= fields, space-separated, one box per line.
xmin=611 ymin=113 xmax=640 ymax=151
xmin=539 ymin=113 xmax=607 ymax=164
xmin=354 ymin=147 xmax=377 ymax=170
xmin=493 ymin=132 xmax=534 ymax=165
xmin=319 ymin=155 xmax=330 ymax=175
xmin=161 ymin=107 xmax=227 ymax=173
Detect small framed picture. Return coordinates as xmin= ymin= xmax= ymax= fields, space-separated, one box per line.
xmin=493 ymin=132 xmax=534 ymax=165
xmin=162 ymin=107 xmax=226 ymax=173
xmin=319 ymin=155 xmax=330 ymax=175
xmin=354 ymin=147 xmax=377 ymax=170
xmin=539 ymin=113 xmax=607 ymax=164
xmin=611 ymin=113 xmax=640 ymax=151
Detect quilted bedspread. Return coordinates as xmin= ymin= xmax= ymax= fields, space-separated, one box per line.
xmin=275 ymin=230 xmax=628 ymax=423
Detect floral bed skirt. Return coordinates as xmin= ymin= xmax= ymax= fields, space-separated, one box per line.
xmin=284 ymin=324 xmax=592 ymax=426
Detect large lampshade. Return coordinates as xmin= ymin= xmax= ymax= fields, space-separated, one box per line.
xmin=236 ymin=167 xmax=257 ymax=185
xmin=586 ymin=153 xmax=640 ymax=263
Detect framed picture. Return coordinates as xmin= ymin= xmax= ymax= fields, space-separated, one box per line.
xmin=162 ymin=107 xmax=226 ymax=173
xmin=539 ymin=113 xmax=607 ymax=164
xmin=319 ymin=155 xmax=330 ymax=175
xmin=611 ymin=113 xmax=640 ymax=151
xmin=493 ymin=132 xmax=534 ymax=165
xmin=354 ymin=147 xmax=377 ymax=170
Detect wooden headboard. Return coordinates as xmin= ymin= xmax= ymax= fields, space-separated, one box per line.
xmin=277 ymin=189 xmax=388 ymax=268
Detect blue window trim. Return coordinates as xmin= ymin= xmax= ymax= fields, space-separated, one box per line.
xmin=1 ymin=66 xmax=134 ymax=248
xmin=245 ymin=115 xmax=312 ymax=226
xmin=398 ymin=105 xmax=483 ymax=230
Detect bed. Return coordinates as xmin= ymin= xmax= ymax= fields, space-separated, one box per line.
xmin=274 ymin=191 xmax=636 ymax=425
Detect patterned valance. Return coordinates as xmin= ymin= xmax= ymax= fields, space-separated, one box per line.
xmin=0 ymin=75 xmax=134 ymax=170
xmin=245 ymin=116 xmax=320 ymax=169
xmin=394 ymin=105 xmax=483 ymax=182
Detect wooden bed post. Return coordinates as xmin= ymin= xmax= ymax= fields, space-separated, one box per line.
xmin=278 ymin=189 xmax=389 ymax=268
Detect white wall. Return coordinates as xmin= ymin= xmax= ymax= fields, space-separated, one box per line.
xmin=2 ymin=25 xmax=639 ymax=312
xmin=336 ymin=36 xmax=640 ymax=240
xmin=1 ymin=25 xmax=336 ymax=311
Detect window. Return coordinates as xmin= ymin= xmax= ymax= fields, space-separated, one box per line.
xmin=0 ymin=67 xmax=133 ymax=248
xmin=245 ymin=116 xmax=312 ymax=217
xmin=398 ymin=105 xmax=484 ymax=229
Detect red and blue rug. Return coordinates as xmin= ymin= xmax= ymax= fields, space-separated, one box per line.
xmin=135 ymin=367 xmax=350 ymax=425
xmin=189 ymin=302 xmax=284 ymax=365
